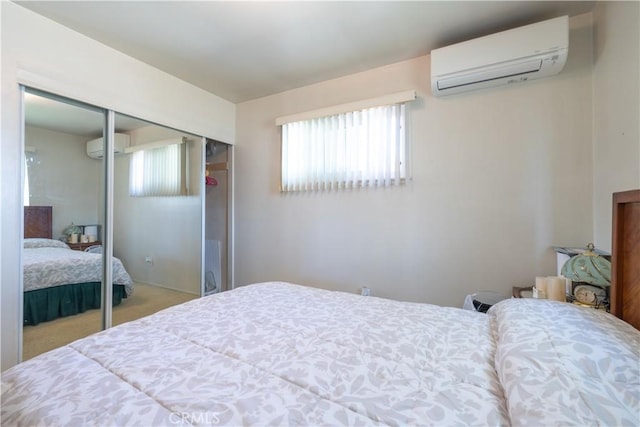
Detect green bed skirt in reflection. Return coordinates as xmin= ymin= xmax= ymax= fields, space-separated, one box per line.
xmin=24 ymin=282 xmax=127 ymax=326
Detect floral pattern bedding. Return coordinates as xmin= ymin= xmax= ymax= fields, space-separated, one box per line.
xmin=23 ymin=239 xmax=133 ymax=294
xmin=2 ymin=282 xmax=638 ymax=426
xmin=492 ymin=298 xmax=640 ymax=426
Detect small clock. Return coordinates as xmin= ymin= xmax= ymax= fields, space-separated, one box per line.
xmin=573 ymin=284 xmax=606 ymax=305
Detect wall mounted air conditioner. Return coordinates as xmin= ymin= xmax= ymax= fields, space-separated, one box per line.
xmin=86 ymin=133 xmax=130 ymax=159
xmin=431 ymin=16 xmax=568 ymax=97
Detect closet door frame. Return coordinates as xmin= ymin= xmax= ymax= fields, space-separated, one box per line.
xmin=101 ymin=109 xmax=115 ymax=330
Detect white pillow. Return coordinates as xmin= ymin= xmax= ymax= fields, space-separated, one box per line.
xmin=23 ymin=238 xmax=70 ymax=249
xmin=490 ymin=298 xmax=639 ymax=426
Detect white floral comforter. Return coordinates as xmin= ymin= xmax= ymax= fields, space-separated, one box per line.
xmin=2 ymin=282 xmax=638 ymax=426
xmin=23 ymin=245 xmax=133 ymax=295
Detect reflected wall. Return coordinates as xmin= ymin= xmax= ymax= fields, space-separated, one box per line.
xmin=113 ymin=115 xmax=203 ymax=295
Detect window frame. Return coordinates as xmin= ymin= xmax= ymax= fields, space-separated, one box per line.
xmin=128 ymin=140 xmax=189 ymax=197
xmin=279 ymin=99 xmax=411 ymax=192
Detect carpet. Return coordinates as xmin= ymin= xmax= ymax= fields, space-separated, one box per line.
xmin=22 ymin=282 xmax=198 ymax=361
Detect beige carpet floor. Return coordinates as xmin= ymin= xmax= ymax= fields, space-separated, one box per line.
xmin=23 ymin=282 xmax=198 ymax=361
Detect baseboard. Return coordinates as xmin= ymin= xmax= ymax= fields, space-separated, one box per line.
xmin=132 ymin=280 xmax=200 ymax=297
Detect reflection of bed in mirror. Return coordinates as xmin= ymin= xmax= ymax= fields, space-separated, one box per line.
xmin=23 ymin=206 xmax=133 ymax=326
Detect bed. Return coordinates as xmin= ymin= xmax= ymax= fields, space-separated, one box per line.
xmin=23 ymin=206 xmax=134 ymax=326
xmin=2 ymin=193 xmax=638 ymax=426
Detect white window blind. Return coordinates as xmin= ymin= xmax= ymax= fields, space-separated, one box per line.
xmin=280 ymin=101 xmax=409 ymax=192
xmin=129 ymin=143 xmax=188 ymax=197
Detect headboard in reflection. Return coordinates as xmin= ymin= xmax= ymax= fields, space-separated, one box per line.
xmin=24 ymin=206 xmax=52 ymax=239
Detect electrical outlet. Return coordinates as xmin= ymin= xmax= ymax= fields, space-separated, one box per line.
xmin=145 ymin=256 xmax=153 ymax=265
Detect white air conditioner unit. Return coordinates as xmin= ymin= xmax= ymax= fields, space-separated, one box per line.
xmin=86 ymin=133 xmax=130 ymax=159
xmin=431 ymin=16 xmax=569 ymax=97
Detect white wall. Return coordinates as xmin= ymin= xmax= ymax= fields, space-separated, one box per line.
xmin=1 ymin=2 xmax=235 ymax=370
xmin=25 ymin=126 xmax=101 ymax=237
xmin=234 ymin=13 xmax=595 ymax=306
xmin=113 ymin=125 xmax=202 ymax=295
xmin=592 ymin=1 xmax=640 ymax=251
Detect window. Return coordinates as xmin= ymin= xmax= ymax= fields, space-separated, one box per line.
xmin=23 ymin=147 xmax=36 ymax=206
xmin=24 ymin=157 xmax=30 ymax=206
xmin=279 ymin=92 xmax=413 ymax=192
xmin=129 ymin=142 xmax=188 ymax=197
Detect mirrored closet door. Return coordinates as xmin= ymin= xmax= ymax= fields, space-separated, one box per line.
xmin=22 ymin=89 xmax=106 ymax=360
xmin=111 ymin=113 xmax=204 ymax=324
xmin=21 ymin=89 xmax=232 ymax=362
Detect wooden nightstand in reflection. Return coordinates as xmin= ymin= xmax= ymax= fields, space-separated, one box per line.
xmin=512 ymin=286 xmax=533 ymax=298
xmin=67 ymin=241 xmax=101 ymax=252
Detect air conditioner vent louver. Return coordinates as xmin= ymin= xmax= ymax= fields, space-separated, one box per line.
xmin=437 ymin=59 xmax=543 ymax=91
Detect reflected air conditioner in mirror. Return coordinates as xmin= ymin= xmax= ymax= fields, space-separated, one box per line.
xmin=431 ymin=16 xmax=568 ymax=97
xmin=86 ymin=133 xmax=130 ymax=159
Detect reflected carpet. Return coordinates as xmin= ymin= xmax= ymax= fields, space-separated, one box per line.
xmin=23 ymin=282 xmax=198 ymax=361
